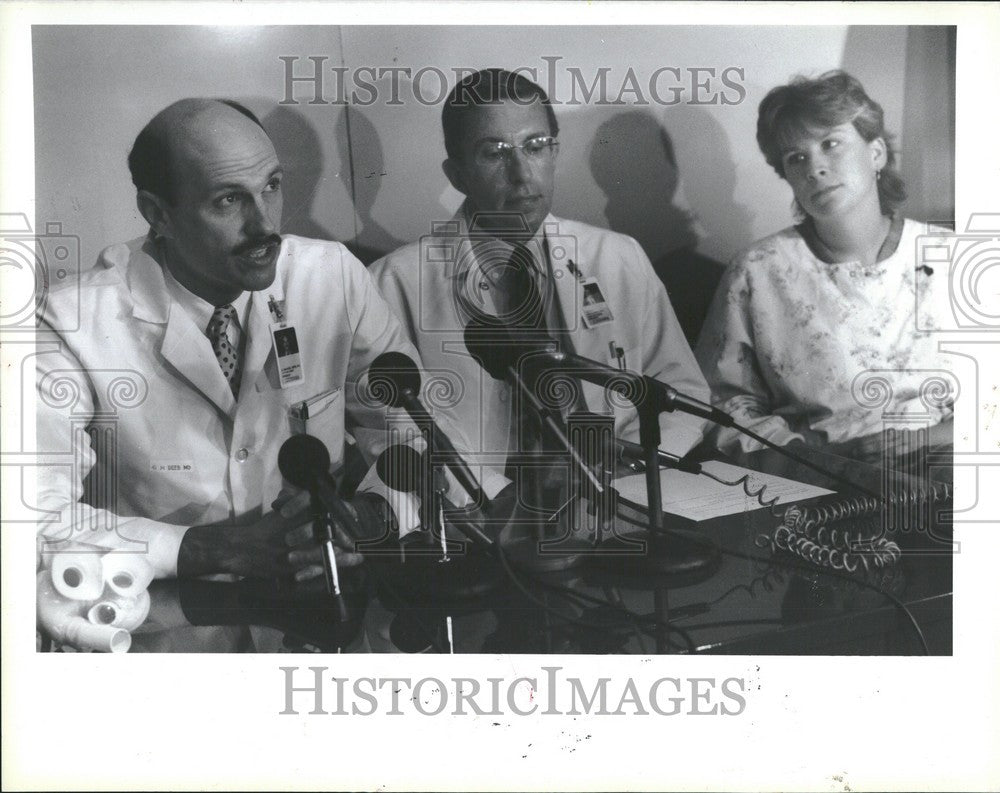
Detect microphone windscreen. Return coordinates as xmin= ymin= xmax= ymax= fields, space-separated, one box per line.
xmin=278 ymin=434 xmax=332 ymax=489
xmin=375 ymin=444 xmax=426 ymax=494
xmin=367 ymin=351 xmax=422 ymax=407
xmin=463 ymin=320 xmax=556 ymax=380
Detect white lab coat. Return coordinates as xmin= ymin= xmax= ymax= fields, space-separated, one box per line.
xmin=36 ymin=234 xmax=506 ymax=577
xmin=371 ymin=212 xmax=710 ymax=469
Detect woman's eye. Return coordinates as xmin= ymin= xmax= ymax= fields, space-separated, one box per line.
xmin=217 ymin=193 xmax=238 ymax=207
xmin=822 ymin=139 xmax=840 ymax=151
xmin=785 ymin=153 xmax=805 ymax=166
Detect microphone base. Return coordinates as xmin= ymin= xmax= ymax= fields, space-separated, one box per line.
xmin=588 ymin=529 xmax=721 ymax=587
xmin=498 ymin=522 xmax=590 ymax=573
xmin=368 ymin=549 xmax=504 ymax=608
xmin=182 ymin=578 xmax=369 ymax=652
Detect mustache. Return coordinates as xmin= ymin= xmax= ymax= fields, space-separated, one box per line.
xmin=232 ymin=234 xmax=282 ymax=256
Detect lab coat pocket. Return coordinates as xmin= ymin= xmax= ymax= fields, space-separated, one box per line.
xmin=288 ymin=387 xmax=345 ymax=461
xmin=602 ymin=344 xmax=642 ymax=424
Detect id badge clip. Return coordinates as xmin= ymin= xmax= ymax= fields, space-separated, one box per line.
xmin=267 ymin=296 xmax=305 ymax=389
xmin=580 ymin=277 xmax=614 ymax=328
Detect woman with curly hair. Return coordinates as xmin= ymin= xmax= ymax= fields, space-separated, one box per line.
xmin=696 ymin=70 xmax=954 ymax=464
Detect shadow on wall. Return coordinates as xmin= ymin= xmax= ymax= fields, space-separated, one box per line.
xmin=587 ymin=109 xmax=732 ymax=345
xmin=262 ymin=106 xmax=335 ymax=242
xmin=337 ymin=107 xmax=406 ymax=265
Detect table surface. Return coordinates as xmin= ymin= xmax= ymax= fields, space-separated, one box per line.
xmin=113 ymin=444 xmax=954 ymax=655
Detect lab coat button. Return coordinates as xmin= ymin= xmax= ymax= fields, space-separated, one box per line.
xmin=235 ymin=447 xmax=250 ymax=462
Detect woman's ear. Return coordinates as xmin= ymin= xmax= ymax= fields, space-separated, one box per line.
xmin=870 ymin=136 xmax=889 ymax=171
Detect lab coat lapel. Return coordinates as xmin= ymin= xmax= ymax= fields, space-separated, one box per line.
xmin=128 ymin=239 xmax=237 ymax=415
xmin=546 ymin=220 xmax=581 ymax=353
xmin=546 ymin=219 xmax=617 ymax=364
xmin=242 ymin=286 xmax=281 ymax=395
xmin=160 ymin=308 xmax=237 ymax=415
xmin=446 ymin=210 xmax=501 ymax=320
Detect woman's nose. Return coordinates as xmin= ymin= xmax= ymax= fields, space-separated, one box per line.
xmin=807 ymin=155 xmax=830 ymax=182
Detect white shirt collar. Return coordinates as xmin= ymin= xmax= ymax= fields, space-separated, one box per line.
xmin=462 ymin=202 xmax=549 ymax=279
xmin=161 ymin=263 xmax=252 ymax=334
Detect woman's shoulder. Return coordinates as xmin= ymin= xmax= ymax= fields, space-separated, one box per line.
xmin=730 ymin=225 xmax=810 ymax=273
xmin=889 ymin=217 xmax=953 ymax=263
xmin=899 ymin=216 xmax=952 ymax=233
xmin=898 ymin=217 xmax=953 ymax=241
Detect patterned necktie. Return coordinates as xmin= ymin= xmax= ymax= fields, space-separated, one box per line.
xmin=494 ymin=244 xmax=560 ymax=482
xmin=207 ymin=304 xmax=242 ymax=399
xmin=497 ymin=243 xmax=547 ymax=330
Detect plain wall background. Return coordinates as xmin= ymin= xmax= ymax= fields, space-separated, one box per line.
xmin=33 ymin=25 xmax=955 ymax=303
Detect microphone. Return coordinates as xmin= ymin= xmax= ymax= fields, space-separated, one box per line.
xmin=376 ymin=443 xmax=448 ymax=498
xmin=463 ymin=321 xmax=732 ymax=427
xmin=278 ymin=434 xmax=362 ymax=538
xmin=375 ymin=443 xmax=495 ymax=551
xmin=367 ymin=352 xmax=485 ymax=506
xmin=615 ymin=438 xmax=703 ymax=476
xmin=278 ymin=434 xmax=360 ymax=613
xmin=464 ymin=320 xmax=640 ymax=391
xmin=461 ymin=323 xmax=607 ymax=496
xmin=651 ymin=383 xmax=733 ymax=426
xmin=464 ymin=318 xmax=722 ymax=584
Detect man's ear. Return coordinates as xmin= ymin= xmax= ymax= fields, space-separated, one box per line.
xmin=136 ymin=190 xmax=173 ymax=238
xmin=442 ymin=158 xmax=467 ymax=196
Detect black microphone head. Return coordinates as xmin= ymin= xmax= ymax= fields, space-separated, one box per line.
xmin=463 ymin=320 xmax=556 ymax=381
xmin=278 ymin=434 xmax=331 ymax=489
xmin=375 ymin=444 xmax=426 ymax=494
xmin=367 ymin=351 xmax=422 ymax=408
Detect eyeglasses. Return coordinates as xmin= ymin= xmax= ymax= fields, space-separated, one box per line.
xmin=474 ymin=135 xmax=559 ymax=166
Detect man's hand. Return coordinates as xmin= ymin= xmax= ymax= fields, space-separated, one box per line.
xmin=177 ymin=491 xmax=362 ymax=580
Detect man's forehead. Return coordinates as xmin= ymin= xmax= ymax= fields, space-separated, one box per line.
xmin=463 ymin=98 xmax=550 ymax=141
xmin=170 ymin=107 xmax=278 ymax=184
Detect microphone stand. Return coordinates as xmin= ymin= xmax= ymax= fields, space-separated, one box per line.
xmin=638 ymin=398 xmax=666 ymax=547
xmin=463 ymin=322 xmax=720 ymax=583
xmin=175 ymin=575 xmax=366 ymax=652
xmin=589 ymin=395 xmax=720 ymax=584
xmin=502 ymin=365 xmax=605 ymax=572
xmin=370 ymin=444 xmax=504 ymax=606
xmin=310 ymin=491 xmax=351 ymax=623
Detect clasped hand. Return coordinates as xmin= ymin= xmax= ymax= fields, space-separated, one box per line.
xmin=178 ymin=490 xmax=364 ymax=581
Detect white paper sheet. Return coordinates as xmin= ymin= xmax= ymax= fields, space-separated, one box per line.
xmin=613 ymin=460 xmax=834 ymax=522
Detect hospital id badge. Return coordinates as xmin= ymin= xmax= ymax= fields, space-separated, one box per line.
xmin=270 ymin=323 xmax=304 ymax=388
xmin=267 ymin=296 xmax=304 ymax=388
xmin=580 ymin=278 xmax=614 ymax=328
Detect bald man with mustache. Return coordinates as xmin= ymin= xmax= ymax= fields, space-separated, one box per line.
xmin=36 ymin=99 xmax=507 ymax=589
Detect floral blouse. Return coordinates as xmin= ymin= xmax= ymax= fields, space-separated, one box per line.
xmin=695 ymin=218 xmax=956 ymax=453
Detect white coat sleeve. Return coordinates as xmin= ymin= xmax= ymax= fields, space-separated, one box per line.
xmin=629 ymin=236 xmax=711 ymax=456
xmin=35 ymin=326 xmax=189 ymax=578
xmin=340 ymin=253 xmax=506 ymax=536
xmin=370 ymin=251 xmax=510 ymax=502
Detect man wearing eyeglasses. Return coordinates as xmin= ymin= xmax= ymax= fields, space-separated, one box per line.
xmin=371 ymin=69 xmax=709 ymax=484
